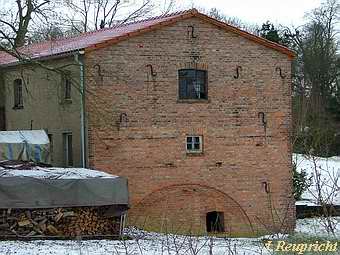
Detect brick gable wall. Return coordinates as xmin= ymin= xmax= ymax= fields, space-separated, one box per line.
xmin=84 ymin=17 xmax=295 ymax=236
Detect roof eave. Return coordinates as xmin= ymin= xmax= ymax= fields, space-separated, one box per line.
xmin=0 ymin=50 xmax=83 ymax=68
xmin=0 ymin=8 xmax=296 ymax=66
xmin=193 ymin=12 xmax=296 ymax=59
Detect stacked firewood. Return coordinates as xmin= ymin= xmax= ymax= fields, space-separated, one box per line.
xmin=0 ymin=207 xmax=120 ymax=238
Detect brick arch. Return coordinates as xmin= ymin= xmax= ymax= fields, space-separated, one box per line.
xmin=131 ymin=183 xmax=254 ymax=235
xmin=177 ymin=62 xmax=209 ymax=70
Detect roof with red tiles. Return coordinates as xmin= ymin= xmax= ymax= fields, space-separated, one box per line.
xmin=0 ymin=9 xmax=295 ymax=66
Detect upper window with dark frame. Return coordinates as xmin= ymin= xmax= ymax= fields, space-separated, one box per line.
xmin=13 ymin=79 xmax=23 ymax=109
xmin=64 ymin=78 xmax=72 ymax=100
xmin=178 ymin=69 xmax=207 ymax=100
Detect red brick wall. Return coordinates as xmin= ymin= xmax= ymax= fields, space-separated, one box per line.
xmin=85 ymin=17 xmax=295 ymax=236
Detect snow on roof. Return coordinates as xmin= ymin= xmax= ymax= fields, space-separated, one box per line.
xmin=294 ymin=153 xmax=340 ymax=206
xmin=0 ymin=130 xmax=49 ymax=145
xmin=295 ymin=200 xmax=319 ymax=207
xmin=0 ymin=166 xmax=117 ymax=179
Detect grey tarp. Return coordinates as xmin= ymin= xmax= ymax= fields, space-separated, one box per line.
xmin=0 ymin=176 xmax=129 ymax=209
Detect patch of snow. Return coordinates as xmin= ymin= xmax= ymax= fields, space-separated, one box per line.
xmin=0 ymin=167 xmax=117 ymax=179
xmin=295 ymin=200 xmax=319 ymax=206
xmin=293 ymin=154 xmax=340 ymax=206
xmin=0 ymin=130 xmax=49 ymax=144
xmin=296 ymin=217 xmax=340 ymax=237
xmin=0 ymin=233 xmax=269 ymax=255
xmin=0 ymin=218 xmax=339 ymax=255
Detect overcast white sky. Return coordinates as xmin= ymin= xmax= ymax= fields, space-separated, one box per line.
xmin=0 ymin=0 xmax=325 ymax=29
xmin=174 ymin=0 xmax=323 ymax=26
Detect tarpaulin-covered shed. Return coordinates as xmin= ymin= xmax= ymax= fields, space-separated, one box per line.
xmin=0 ymin=161 xmax=129 ymax=238
xmin=0 ymin=130 xmax=50 ymax=164
xmin=0 ymin=162 xmax=129 ymax=210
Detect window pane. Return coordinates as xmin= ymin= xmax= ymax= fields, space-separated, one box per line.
xmin=19 ymin=86 xmax=23 ymax=105
xmin=180 ymin=69 xmax=195 ymax=78
xmin=187 ymin=136 xmax=202 ymax=152
xmin=187 ymin=143 xmax=193 ymax=150
xmin=14 ymin=79 xmax=23 ymax=107
xmin=193 ymin=81 xmax=201 ymax=99
xmin=179 ymin=69 xmax=207 ymax=100
xmin=67 ymin=134 xmax=73 ymax=166
xmin=65 ymin=79 xmax=71 ymax=99
xmin=196 ymin=70 xmax=206 ymax=79
xmin=179 ymin=70 xmax=188 ymax=77
xmin=187 ymin=79 xmax=197 ymax=99
xmin=64 ymin=133 xmax=73 ymax=167
xmin=179 ymin=79 xmax=188 ymax=99
xmin=188 ymin=70 xmax=196 ymax=77
xmin=48 ymin=134 xmax=53 ymax=162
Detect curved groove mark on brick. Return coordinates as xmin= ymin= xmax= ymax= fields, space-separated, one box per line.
xmin=132 ymin=183 xmax=254 ymax=234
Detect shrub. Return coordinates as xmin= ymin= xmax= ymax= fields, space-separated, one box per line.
xmin=292 ymin=163 xmax=311 ymax=201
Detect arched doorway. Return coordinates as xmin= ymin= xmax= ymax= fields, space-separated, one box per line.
xmin=131 ymin=183 xmax=253 ymax=235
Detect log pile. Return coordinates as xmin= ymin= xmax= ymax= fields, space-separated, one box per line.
xmin=0 ymin=207 xmax=121 ymax=238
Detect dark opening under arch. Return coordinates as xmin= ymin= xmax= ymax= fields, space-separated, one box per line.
xmin=206 ymin=211 xmax=224 ymax=233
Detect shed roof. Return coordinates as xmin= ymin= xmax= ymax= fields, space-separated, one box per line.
xmin=0 ymin=9 xmax=295 ymax=66
xmin=0 ymin=161 xmax=129 ymax=208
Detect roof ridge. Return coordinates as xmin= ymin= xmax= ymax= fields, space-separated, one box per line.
xmin=21 ymin=9 xmax=195 ymax=50
xmin=71 ymin=9 xmax=195 ymax=37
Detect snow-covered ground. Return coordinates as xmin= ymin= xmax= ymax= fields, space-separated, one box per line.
xmin=0 ymin=218 xmax=339 ymax=255
xmin=0 ymin=235 xmax=265 ymax=255
xmin=1 ymin=155 xmax=339 ymax=254
xmin=296 ymin=217 xmax=340 ymax=237
xmin=294 ymin=154 xmax=340 ymax=206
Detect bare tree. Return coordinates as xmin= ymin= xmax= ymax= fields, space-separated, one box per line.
xmin=0 ymin=0 xmax=175 ymax=51
xmin=64 ymin=0 xmax=175 ymax=33
xmin=282 ymin=0 xmax=340 ymax=157
xmin=200 ymin=7 xmax=260 ymax=35
xmin=0 ymin=0 xmax=60 ymax=48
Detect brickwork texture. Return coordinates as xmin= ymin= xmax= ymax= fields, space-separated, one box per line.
xmin=85 ymin=17 xmax=295 ymax=236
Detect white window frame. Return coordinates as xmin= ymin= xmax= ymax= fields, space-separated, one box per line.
xmin=186 ymin=135 xmax=203 ymax=153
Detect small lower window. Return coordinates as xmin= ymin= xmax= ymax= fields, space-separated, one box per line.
xmin=186 ymin=135 xmax=202 ymax=153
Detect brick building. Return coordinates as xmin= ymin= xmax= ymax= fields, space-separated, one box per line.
xmin=0 ymin=9 xmax=295 ymax=236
